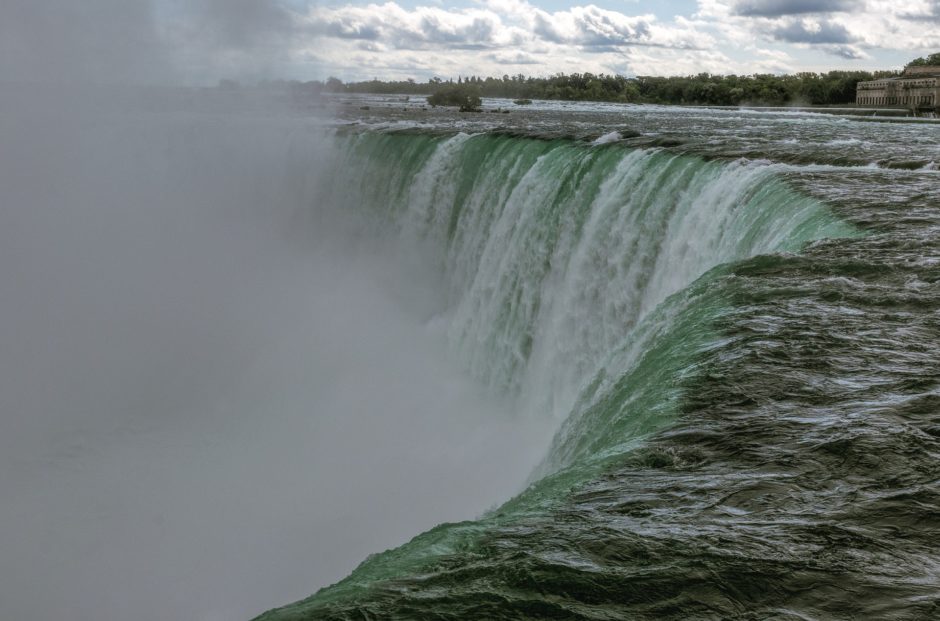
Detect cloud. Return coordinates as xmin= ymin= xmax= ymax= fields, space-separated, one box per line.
xmin=488 ymin=51 xmax=541 ymax=65
xmin=532 ymin=7 xmax=654 ymax=47
xmin=301 ymin=2 xmax=734 ymax=80
xmin=826 ymin=45 xmax=867 ymax=59
xmin=305 ymin=2 xmax=712 ymax=52
xmin=291 ymin=0 xmax=940 ymax=82
xmin=769 ymin=18 xmax=854 ymax=44
xmin=899 ymin=0 xmax=940 ymax=21
xmin=733 ymin=0 xmax=854 ymax=17
xmin=305 ymin=4 xmax=506 ymax=49
xmin=7 ymin=0 xmax=936 ymax=86
xmin=694 ymin=0 xmax=940 ymax=69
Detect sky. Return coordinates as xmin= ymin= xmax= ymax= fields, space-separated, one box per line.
xmin=214 ymin=0 xmax=940 ymax=82
xmin=301 ymin=0 xmax=940 ymax=79
xmin=2 ymin=0 xmax=939 ymax=85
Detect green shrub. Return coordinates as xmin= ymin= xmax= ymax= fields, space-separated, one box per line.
xmin=427 ymin=84 xmax=482 ymax=111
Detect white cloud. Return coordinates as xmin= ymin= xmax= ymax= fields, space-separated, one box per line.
xmin=488 ymin=50 xmax=541 ymax=65
xmin=15 ymin=0 xmax=933 ymax=87
xmin=303 ymin=2 xmax=711 ymax=51
xmin=696 ymin=0 xmax=940 ymax=61
xmin=305 ymin=3 xmax=508 ymax=49
xmin=168 ymin=0 xmax=940 ymax=82
xmin=301 ymin=1 xmax=727 ymax=79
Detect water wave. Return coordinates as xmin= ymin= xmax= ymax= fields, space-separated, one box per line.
xmin=254 ymin=132 xmax=865 ymax=620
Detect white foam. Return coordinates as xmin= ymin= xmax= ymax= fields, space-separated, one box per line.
xmin=592 ymin=131 xmax=622 ymax=145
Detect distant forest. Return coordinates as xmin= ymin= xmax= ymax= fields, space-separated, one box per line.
xmin=245 ymin=53 xmax=938 ymax=108
xmin=285 ymin=70 xmax=898 ymax=107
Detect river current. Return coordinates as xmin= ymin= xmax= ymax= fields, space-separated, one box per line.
xmin=255 ymin=97 xmax=940 ymax=620
xmin=3 ymin=89 xmax=936 ymax=620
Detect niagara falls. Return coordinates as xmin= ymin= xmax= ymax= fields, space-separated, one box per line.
xmin=2 ymin=2 xmax=940 ymax=621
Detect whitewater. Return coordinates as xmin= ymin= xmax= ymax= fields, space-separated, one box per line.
xmin=257 ymin=98 xmax=940 ymax=620
xmin=3 ymin=91 xmax=940 ymax=621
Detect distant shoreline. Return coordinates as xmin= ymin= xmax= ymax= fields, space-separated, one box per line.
xmin=327 ymin=92 xmax=940 ymax=124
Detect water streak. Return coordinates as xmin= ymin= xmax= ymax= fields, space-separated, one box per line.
xmin=257 ymin=131 xmax=858 ymax=619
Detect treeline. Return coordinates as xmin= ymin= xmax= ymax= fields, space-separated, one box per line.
xmin=631 ymin=72 xmax=895 ymax=106
xmin=907 ymin=53 xmax=940 ymax=67
xmin=254 ymin=70 xmax=902 ymax=107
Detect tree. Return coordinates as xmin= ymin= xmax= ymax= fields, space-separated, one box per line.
xmin=325 ymin=77 xmax=344 ymax=92
xmin=907 ymin=52 xmax=940 ymax=68
xmin=427 ymin=84 xmax=483 ymax=111
xmin=317 ymin=68 xmax=899 ymax=108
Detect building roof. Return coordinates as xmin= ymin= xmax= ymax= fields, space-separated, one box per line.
xmin=903 ymin=66 xmax=940 ymax=77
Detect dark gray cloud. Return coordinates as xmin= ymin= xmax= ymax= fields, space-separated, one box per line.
xmin=900 ymin=0 xmax=940 ymax=22
xmin=734 ymin=0 xmax=854 ymax=17
xmin=308 ymin=11 xmax=501 ymax=50
xmin=828 ymin=45 xmax=866 ymax=59
xmin=770 ymin=19 xmax=854 ymax=44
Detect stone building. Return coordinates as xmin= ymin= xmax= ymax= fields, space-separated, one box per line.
xmin=856 ymin=65 xmax=940 ymax=111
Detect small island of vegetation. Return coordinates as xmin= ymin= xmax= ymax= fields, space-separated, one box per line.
xmin=426 ymin=84 xmax=482 ymax=112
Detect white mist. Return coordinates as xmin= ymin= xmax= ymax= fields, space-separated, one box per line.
xmin=0 ymin=87 xmax=552 ymax=621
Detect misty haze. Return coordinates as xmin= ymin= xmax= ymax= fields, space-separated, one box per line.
xmin=1 ymin=2 xmax=553 ymax=620
xmin=3 ymin=2 xmax=940 ymax=621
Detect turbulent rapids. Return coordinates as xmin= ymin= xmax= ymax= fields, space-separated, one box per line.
xmin=255 ymin=104 xmax=940 ymax=620
xmin=5 ymin=92 xmax=934 ymax=621
xmin=318 ymin=132 xmax=852 ymax=474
